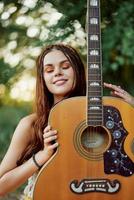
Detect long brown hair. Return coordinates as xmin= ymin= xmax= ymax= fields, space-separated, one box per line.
xmin=17 ymin=44 xmax=86 ymax=165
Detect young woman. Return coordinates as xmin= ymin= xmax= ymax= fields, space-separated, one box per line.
xmin=0 ymin=44 xmax=133 ymax=200
xmin=0 ymin=44 xmax=86 ymax=199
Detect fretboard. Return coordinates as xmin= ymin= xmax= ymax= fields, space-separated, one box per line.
xmin=87 ymin=0 xmax=103 ymax=126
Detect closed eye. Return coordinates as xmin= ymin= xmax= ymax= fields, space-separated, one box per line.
xmin=61 ymin=62 xmax=71 ymax=69
xmin=44 ymin=66 xmax=54 ymax=73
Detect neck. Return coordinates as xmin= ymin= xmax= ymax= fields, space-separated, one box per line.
xmin=54 ymin=95 xmax=65 ymax=105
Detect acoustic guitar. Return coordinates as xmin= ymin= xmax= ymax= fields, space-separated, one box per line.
xmin=33 ymin=0 xmax=134 ymax=199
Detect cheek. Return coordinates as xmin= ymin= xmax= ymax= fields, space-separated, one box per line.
xmin=70 ymin=70 xmax=75 ymax=86
xmin=43 ymin=74 xmax=50 ymax=88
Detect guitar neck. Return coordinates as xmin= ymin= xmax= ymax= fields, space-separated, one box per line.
xmin=87 ymin=0 xmax=103 ymax=126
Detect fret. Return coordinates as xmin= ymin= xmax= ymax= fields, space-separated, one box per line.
xmin=89 ymin=48 xmax=100 ymax=52
xmin=88 ymin=109 xmax=102 ymax=111
xmin=89 ymin=8 xmax=99 ymax=17
xmin=87 ymin=111 xmax=102 ymax=118
xmin=88 ymin=87 xmax=102 ymax=90
xmin=87 ymin=115 xmax=102 ymax=118
xmin=88 ymin=85 xmax=102 ymax=88
xmin=88 ymin=111 xmax=102 ymax=114
xmin=88 ymin=60 xmax=100 ymax=63
xmin=88 ymin=94 xmax=102 ymax=98
xmin=88 ymin=25 xmax=100 ymax=34
xmin=88 ymin=95 xmax=102 ymax=97
xmin=88 ymin=73 xmax=101 ymax=77
xmin=88 ymin=74 xmax=102 ymax=76
xmin=87 ymin=122 xmax=103 ymax=125
xmin=87 ymin=120 xmax=103 ymax=124
xmin=89 ymin=43 xmax=100 ymax=49
xmin=88 ymin=56 xmax=100 ymax=62
xmin=88 ymin=79 xmax=102 ymax=82
xmin=88 ymin=76 xmax=102 ymax=79
xmin=89 ymin=45 xmax=100 ymax=49
xmin=88 ymin=117 xmax=102 ymax=119
xmin=88 ymin=90 xmax=102 ymax=93
xmin=87 ymin=122 xmax=103 ymax=126
xmin=88 ymin=87 xmax=101 ymax=91
xmin=88 ymin=91 xmax=102 ymax=95
xmin=88 ymin=95 xmax=102 ymax=99
xmin=88 ymin=46 xmax=100 ymax=49
xmin=89 ymin=47 xmax=100 ymax=49
xmin=88 ymin=104 xmax=102 ymax=107
xmin=88 ymin=72 xmax=101 ymax=74
xmin=88 ymin=116 xmax=102 ymax=119
xmin=88 ymin=92 xmax=102 ymax=95
xmin=87 ymin=120 xmax=102 ymax=122
xmin=88 ymin=113 xmax=102 ymax=116
xmin=90 ymin=102 xmax=101 ymax=107
xmin=88 ymin=75 xmax=101 ymax=77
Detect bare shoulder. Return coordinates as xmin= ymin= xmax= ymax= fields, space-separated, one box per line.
xmin=20 ymin=113 xmax=37 ymax=124
xmin=14 ymin=113 xmax=37 ymax=140
xmin=19 ymin=113 xmax=37 ymax=127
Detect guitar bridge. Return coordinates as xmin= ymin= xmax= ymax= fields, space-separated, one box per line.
xmin=70 ymin=179 xmax=120 ymax=194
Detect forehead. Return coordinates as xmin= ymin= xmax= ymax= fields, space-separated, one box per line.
xmin=43 ymin=49 xmax=68 ymax=65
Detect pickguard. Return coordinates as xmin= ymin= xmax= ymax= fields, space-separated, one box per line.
xmin=104 ymin=106 xmax=134 ymax=176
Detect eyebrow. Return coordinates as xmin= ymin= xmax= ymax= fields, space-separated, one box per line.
xmin=44 ymin=59 xmax=69 ymax=67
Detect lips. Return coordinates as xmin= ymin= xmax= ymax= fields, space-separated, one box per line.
xmin=53 ymin=79 xmax=68 ymax=85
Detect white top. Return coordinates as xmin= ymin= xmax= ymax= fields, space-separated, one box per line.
xmin=20 ymin=173 xmax=37 ymax=200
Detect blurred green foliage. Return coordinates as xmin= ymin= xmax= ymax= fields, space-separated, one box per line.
xmin=0 ymin=0 xmax=134 ymax=155
xmin=0 ymin=0 xmax=133 ymax=198
xmin=0 ymin=101 xmax=32 ymax=160
xmin=0 ymin=0 xmax=134 ymax=178
xmin=102 ymin=1 xmax=134 ymax=91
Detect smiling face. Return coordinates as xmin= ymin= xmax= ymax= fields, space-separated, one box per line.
xmin=43 ymin=49 xmax=75 ymax=104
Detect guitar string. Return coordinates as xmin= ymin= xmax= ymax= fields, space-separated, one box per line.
xmin=88 ymin=0 xmax=103 ymax=173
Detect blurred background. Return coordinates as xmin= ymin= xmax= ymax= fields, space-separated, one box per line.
xmin=0 ymin=0 xmax=134 ymax=199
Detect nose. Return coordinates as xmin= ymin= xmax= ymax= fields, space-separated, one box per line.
xmin=54 ymin=66 xmax=63 ymax=76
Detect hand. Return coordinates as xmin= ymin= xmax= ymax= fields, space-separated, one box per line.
xmin=42 ymin=125 xmax=58 ymax=158
xmin=104 ymin=82 xmax=134 ymax=107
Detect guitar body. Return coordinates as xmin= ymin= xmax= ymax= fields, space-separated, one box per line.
xmin=33 ymin=96 xmax=134 ymax=200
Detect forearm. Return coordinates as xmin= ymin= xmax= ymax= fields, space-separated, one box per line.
xmin=0 ymin=150 xmax=50 ymax=196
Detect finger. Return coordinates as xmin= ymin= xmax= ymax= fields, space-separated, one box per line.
xmin=43 ymin=130 xmax=57 ymax=138
xmin=113 ymin=91 xmax=126 ymax=99
xmin=104 ymin=83 xmax=124 ymax=93
xmin=43 ymin=125 xmax=51 ymax=133
xmin=49 ymin=142 xmax=59 ymax=150
xmin=110 ymin=91 xmax=117 ymax=97
xmin=44 ymin=135 xmax=57 ymax=144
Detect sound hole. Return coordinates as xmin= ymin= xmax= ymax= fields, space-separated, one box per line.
xmin=81 ymin=126 xmax=110 ymax=156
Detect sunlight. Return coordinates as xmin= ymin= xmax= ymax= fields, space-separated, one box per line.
xmin=10 ymin=74 xmax=36 ymax=101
